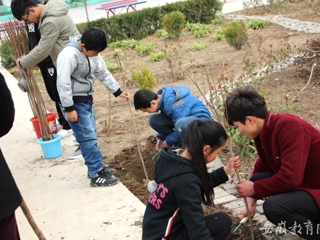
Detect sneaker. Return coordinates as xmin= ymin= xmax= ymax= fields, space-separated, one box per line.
xmin=58 ymin=129 xmax=73 ymax=138
xmin=72 ymin=139 xmax=79 ymax=146
xmin=90 ymin=173 xmax=119 ymax=187
xmin=87 ymin=167 xmax=116 ymax=179
xmin=56 ymin=122 xmax=63 ymax=132
xmin=68 ymin=147 xmax=82 ymax=159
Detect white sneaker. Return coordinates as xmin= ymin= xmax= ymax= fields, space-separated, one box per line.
xmin=57 ymin=129 xmax=73 ymax=138
xmin=68 ymin=147 xmax=82 ymax=160
xmin=72 ymin=139 xmax=80 ymax=146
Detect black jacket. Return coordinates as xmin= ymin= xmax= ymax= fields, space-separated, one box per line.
xmin=0 ymin=73 xmax=22 ymax=220
xmin=142 ymin=148 xmax=229 ymax=240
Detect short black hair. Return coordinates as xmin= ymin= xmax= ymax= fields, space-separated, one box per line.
xmin=11 ymin=0 xmax=38 ymax=21
xmin=81 ymin=26 xmax=107 ymax=52
xmin=224 ymin=85 xmax=267 ymax=125
xmin=133 ymin=89 xmax=158 ymax=110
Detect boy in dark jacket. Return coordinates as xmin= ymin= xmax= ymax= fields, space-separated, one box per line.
xmin=0 ymin=73 xmax=22 ymax=239
xmin=225 ymin=85 xmax=320 ymax=239
xmin=134 ymin=86 xmax=211 ymax=150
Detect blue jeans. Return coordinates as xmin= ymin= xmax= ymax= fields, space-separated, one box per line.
xmin=148 ymin=114 xmax=199 ymax=147
xmin=61 ymin=102 xmax=103 ymax=177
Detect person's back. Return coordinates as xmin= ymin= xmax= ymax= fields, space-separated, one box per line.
xmin=134 ymin=86 xmax=211 ymax=150
xmin=0 ymin=73 xmax=22 ymax=239
xmin=159 ymin=86 xmax=211 ymax=120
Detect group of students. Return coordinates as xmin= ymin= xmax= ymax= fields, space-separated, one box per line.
xmin=1 ymin=0 xmax=320 ymax=239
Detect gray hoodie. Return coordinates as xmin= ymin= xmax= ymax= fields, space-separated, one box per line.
xmin=57 ymin=36 xmax=121 ymax=111
xmin=20 ymin=0 xmax=79 ymax=68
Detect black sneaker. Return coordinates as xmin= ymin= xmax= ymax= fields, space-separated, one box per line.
xmin=90 ymin=174 xmax=119 ymax=187
xmin=87 ymin=167 xmax=116 ymax=179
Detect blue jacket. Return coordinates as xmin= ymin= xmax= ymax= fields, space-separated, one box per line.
xmin=156 ymin=86 xmax=211 ymax=145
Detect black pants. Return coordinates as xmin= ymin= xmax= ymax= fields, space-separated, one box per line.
xmin=167 ymin=212 xmax=232 ymax=240
xmin=39 ymin=61 xmax=71 ymax=130
xmin=251 ymin=173 xmax=320 ymax=240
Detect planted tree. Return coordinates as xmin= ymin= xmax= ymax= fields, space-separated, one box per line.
xmin=162 ymin=11 xmax=186 ymax=38
xmin=223 ymin=20 xmax=248 ymax=50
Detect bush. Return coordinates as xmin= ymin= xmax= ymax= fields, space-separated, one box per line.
xmin=0 ymin=40 xmax=15 ymax=69
xmin=189 ymin=42 xmax=207 ymax=51
xmin=248 ymin=19 xmax=270 ymax=29
xmin=132 ymin=66 xmax=157 ymax=90
xmin=149 ymin=51 xmax=167 ymax=61
xmin=155 ymin=29 xmax=172 ymax=39
xmin=135 ymin=43 xmax=155 ymax=56
xmin=212 ymin=28 xmax=224 ymax=41
xmin=162 ymin=11 xmax=186 ymax=38
xmin=223 ymin=20 xmax=248 ymax=50
xmin=185 ymin=22 xmax=211 ymax=37
xmin=212 ymin=18 xmax=223 ymax=25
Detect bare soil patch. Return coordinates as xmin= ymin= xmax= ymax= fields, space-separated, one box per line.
xmin=10 ymin=1 xmax=320 ymax=239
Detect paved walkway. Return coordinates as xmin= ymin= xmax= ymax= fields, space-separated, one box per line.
xmin=224 ymin=14 xmax=320 ymax=33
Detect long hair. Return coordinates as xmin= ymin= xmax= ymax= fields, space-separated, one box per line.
xmin=185 ymin=119 xmax=228 ymax=205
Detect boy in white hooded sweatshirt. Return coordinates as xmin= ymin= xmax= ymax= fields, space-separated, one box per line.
xmin=57 ymin=26 xmax=130 ymax=187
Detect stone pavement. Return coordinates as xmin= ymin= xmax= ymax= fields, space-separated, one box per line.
xmin=224 ymin=14 xmax=320 ymax=34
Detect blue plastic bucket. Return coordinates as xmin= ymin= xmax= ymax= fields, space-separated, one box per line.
xmin=37 ymin=134 xmax=62 ymax=159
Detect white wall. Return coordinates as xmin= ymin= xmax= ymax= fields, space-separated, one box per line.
xmin=2 ymin=0 xmax=11 ymax=7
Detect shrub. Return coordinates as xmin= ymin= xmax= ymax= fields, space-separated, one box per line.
xmin=223 ymin=20 xmax=248 ymax=50
xmin=132 ymin=66 xmax=157 ymax=90
xmin=155 ymin=29 xmax=172 ymax=39
xmin=249 ymin=19 xmax=270 ymax=29
xmin=212 ymin=18 xmax=223 ymax=25
xmin=185 ymin=22 xmax=211 ymax=37
xmin=104 ymin=59 xmax=121 ymax=72
xmin=162 ymin=11 xmax=186 ymax=38
xmin=113 ymin=48 xmax=124 ymax=57
xmin=212 ymin=28 xmax=224 ymax=41
xmin=0 ymin=39 xmax=15 ymax=69
xmin=135 ymin=42 xmax=155 ymax=56
xmin=189 ymin=42 xmax=207 ymax=51
xmin=149 ymin=51 xmax=167 ymax=61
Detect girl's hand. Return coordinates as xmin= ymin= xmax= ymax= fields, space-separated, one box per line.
xmin=224 ymin=156 xmax=240 ymax=175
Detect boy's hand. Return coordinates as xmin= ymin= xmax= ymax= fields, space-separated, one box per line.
xmin=119 ymin=92 xmax=131 ymax=101
xmin=236 ymin=180 xmax=255 ymax=197
xmin=156 ymin=140 xmax=170 ymax=150
xmin=67 ymin=110 xmax=78 ymax=122
xmin=156 ymin=139 xmax=164 ymax=151
xmin=16 ymin=55 xmax=25 ymax=69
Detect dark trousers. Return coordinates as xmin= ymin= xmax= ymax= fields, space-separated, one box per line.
xmin=39 ymin=61 xmax=70 ymax=130
xmin=251 ymin=173 xmax=320 ymax=240
xmin=0 ymin=213 xmax=20 ymax=240
xmin=167 ymin=212 xmax=232 ymax=240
